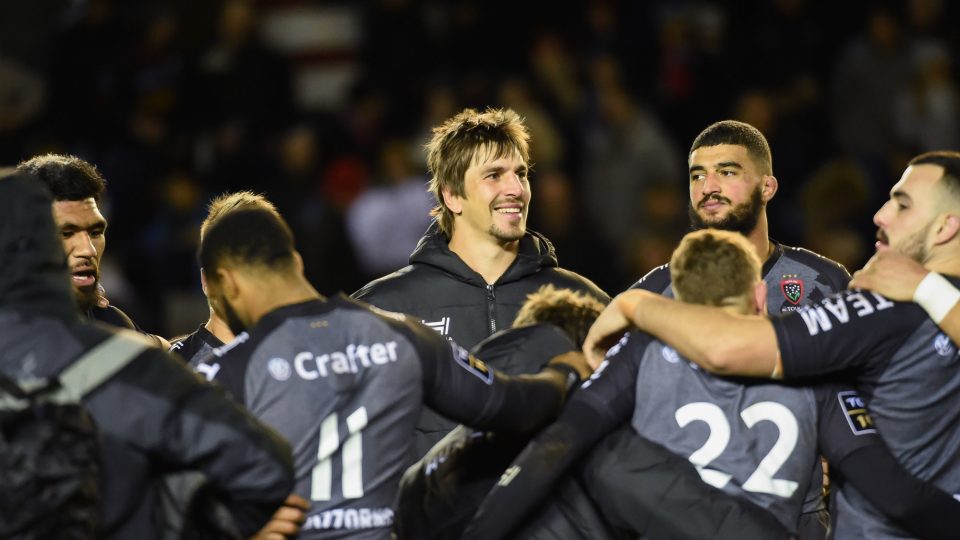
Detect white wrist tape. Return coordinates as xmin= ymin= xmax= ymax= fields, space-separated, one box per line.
xmin=913 ymin=272 xmax=960 ymax=324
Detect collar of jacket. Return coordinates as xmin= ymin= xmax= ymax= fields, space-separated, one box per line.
xmin=408 ymin=220 xmax=560 ymax=286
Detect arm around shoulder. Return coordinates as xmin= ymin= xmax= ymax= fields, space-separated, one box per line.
xmin=585 ymin=290 xmax=781 ymax=377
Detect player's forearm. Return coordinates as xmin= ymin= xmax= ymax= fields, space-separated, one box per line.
xmin=628 ymin=293 xmax=780 ymax=377
xmin=461 ymin=401 xmax=606 ymax=540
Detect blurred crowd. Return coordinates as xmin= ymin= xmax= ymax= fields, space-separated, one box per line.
xmin=2 ymin=0 xmax=958 ymax=335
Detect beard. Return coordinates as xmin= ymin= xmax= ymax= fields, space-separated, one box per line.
xmin=688 ymin=186 xmax=764 ymax=236
xmin=220 ymin=298 xmax=248 ymax=335
xmin=488 ymin=221 xmax=526 ymax=243
xmin=488 ymin=204 xmax=527 ymax=243
xmin=883 ymin=222 xmax=933 ymax=263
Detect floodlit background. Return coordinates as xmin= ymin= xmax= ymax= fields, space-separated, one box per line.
xmin=2 ymin=0 xmax=957 ymax=335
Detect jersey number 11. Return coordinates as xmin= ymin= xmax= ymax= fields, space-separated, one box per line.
xmin=312 ymin=407 xmax=368 ymax=501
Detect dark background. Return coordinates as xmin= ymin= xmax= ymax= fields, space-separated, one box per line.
xmin=2 ymin=0 xmax=957 ymax=336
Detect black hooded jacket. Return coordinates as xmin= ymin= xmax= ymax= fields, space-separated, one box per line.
xmin=0 ymin=170 xmax=294 ymax=538
xmin=353 ymin=221 xmax=608 ymax=458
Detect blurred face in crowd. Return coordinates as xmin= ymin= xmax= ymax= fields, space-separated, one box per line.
xmin=444 ymin=146 xmax=531 ymax=245
xmin=874 ymin=164 xmax=946 ymax=263
xmin=688 ymin=144 xmax=775 ymax=235
xmin=52 ymin=198 xmax=107 ymax=310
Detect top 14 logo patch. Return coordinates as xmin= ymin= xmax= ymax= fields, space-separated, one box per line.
xmin=781 ymin=275 xmax=804 ymax=305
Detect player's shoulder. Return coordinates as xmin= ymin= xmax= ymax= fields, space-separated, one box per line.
xmin=535 ymin=267 xmax=610 ymax=301
xmin=472 ymin=323 xmax=576 ymax=375
xmin=777 ymin=243 xmax=851 ymax=283
xmin=351 ymin=264 xmax=432 ymax=303
xmin=629 ymin=263 xmax=672 ymax=293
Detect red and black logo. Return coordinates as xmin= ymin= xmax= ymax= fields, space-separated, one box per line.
xmin=780 ymin=276 xmax=804 ymax=305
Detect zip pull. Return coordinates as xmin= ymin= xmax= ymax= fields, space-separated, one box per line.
xmin=486 ymin=285 xmax=497 ymax=335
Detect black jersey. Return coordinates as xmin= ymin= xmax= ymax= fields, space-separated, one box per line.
xmin=394 ymin=324 xmax=581 ymax=540
xmin=772 ymin=284 xmax=960 ymax=538
xmin=209 ymin=294 xmax=578 ymax=539
xmin=633 ymin=240 xmax=850 ymax=313
xmin=462 ymin=331 xmax=960 ymax=540
xmin=169 ymin=324 xmax=223 ymax=373
xmin=87 ymin=303 xmax=165 ymax=348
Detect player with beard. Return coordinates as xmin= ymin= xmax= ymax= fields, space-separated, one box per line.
xmin=198 ymin=206 xmax=591 ymax=539
xmin=585 ymin=121 xmax=848 ymax=537
xmin=630 ymin=120 xmax=850 ymax=314
xmin=463 ymin=229 xmax=960 ymax=540
xmin=353 ymin=108 xmax=607 ymax=460
xmin=170 ymin=191 xmax=281 ymax=370
xmin=16 ymin=154 xmax=167 ymax=347
xmin=582 ymin=151 xmax=960 ymax=539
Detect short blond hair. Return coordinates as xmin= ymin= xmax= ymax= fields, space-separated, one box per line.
xmin=670 ymin=230 xmax=761 ymax=309
xmin=200 ymin=191 xmax=280 ymax=240
xmin=513 ymin=285 xmax=606 ymax=348
xmin=425 ymin=107 xmax=530 ymax=237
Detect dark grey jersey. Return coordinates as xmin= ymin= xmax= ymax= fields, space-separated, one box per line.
xmin=773 ymin=284 xmax=960 ymax=539
xmin=209 ymin=295 xmax=578 ymax=539
xmin=633 ymin=240 xmax=850 ymax=313
xmin=460 ymin=330 xmax=882 ymax=539
xmin=625 ymin=337 xmax=824 ymax=529
xmin=169 ymin=325 xmax=223 ymax=373
xmin=577 ymin=332 xmax=879 ymax=532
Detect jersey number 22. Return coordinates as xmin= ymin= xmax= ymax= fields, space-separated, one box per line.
xmin=676 ymin=401 xmax=799 ymax=498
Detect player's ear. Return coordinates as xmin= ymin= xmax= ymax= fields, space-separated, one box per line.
xmin=761 ymin=175 xmax=778 ymax=202
xmin=292 ymin=251 xmax=305 ymax=275
xmin=200 ymin=268 xmax=208 ymax=296
xmin=754 ymin=280 xmax=768 ymax=316
xmin=442 ymin=186 xmax=463 ymax=215
xmin=934 ymin=213 xmax=960 ymax=245
xmin=216 ymin=267 xmax=240 ymax=302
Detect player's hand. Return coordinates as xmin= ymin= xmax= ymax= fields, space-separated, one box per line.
xmin=850 ymin=249 xmax=929 ymax=301
xmin=250 ymin=494 xmax=310 ymax=540
xmin=95 ymin=282 xmax=110 ymax=308
xmin=548 ymin=350 xmax=592 ymax=380
xmin=583 ymin=291 xmax=645 ymax=369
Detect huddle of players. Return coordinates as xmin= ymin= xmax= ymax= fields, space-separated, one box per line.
xmin=9 ymin=110 xmax=960 ymax=539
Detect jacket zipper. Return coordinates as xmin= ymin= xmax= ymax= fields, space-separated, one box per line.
xmin=486 ymin=285 xmax=497 ymax=335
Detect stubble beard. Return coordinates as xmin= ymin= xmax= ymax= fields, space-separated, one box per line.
xmin=220 ymin=298 xmax=248 ymax=336
xmin=895 ymin=223 xmax=933 ymax=264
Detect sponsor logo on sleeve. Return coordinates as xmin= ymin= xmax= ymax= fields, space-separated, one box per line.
xmin=451 ymin=342 xmax=492 ymax=384
xmin=781 ymin=275 xmax=804 ymax=305
xmin=837 ymin=390 xmax=876 ymax=435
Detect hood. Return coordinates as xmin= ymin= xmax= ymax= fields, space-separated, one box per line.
xmin=408 ymin=219 xmax=559 ymax=285
xmin=0 ymin=169 xmax=78 ymax=321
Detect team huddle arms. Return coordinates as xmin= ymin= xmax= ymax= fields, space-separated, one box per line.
xmin=462 ymin=325 xmax=960 ymax=539
xmin=10 ymin=114 xmax=960 ymax=540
